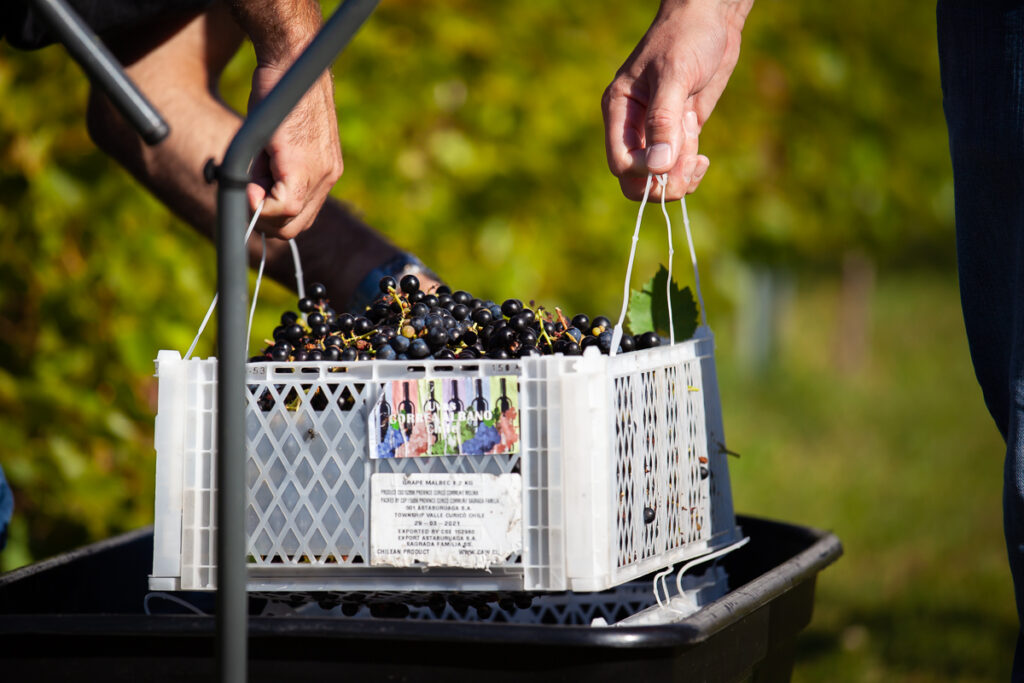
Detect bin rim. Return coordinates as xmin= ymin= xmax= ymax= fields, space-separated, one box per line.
xmin=0 ymin=515 xmax=841 ymax=651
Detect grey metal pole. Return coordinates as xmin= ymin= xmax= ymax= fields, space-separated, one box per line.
xmin=26 ymin=0 xmax=169 ymax=144
xmin=214 ymin=1 xmax=380 ymax=681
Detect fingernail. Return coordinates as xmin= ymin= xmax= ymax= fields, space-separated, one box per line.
xmin=646 ymin=143 xmax=672 ymax=170
xmin=684 ymin=111 xmax=698 ymax=138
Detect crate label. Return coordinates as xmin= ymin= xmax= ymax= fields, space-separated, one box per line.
xmin=368 ymin=377 xmax=520 ymax=458
xmin=370 ymin=472 xmax=522 ymax=568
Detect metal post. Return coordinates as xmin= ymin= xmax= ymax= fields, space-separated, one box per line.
xmin=26 ymin=0 xmax=169 ymax=144
xmin=215 ymin=1 xmax=380 ymax=680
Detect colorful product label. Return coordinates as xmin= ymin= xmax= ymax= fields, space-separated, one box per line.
xmin=369 ymin=376 xmax=520 ymax=458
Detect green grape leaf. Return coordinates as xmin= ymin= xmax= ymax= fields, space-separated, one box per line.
xmin=626 ymin=265 xmax=699 ymax=341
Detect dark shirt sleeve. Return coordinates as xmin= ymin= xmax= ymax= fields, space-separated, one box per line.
xmin=1 ymin=0 xmax=212 ymax=50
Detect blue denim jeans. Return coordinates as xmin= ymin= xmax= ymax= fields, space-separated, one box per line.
xmin=938 ymin=1 xmax=1024 ymax=678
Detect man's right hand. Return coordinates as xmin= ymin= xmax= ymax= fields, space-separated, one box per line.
xmin=232 ymin=0 xmax=343 ymax=239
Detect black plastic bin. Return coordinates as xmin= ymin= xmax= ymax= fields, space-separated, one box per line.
xmin=0 ymin=514 xmax=840 ymax=682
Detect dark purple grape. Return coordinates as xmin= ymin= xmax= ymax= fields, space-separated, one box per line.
xmin=564 ymin=342 xmax=582 ymax=355
xmin=281 ymin=311 xmax=299 ymax=326
xmin=487 ymin=348 xmax=511 ymax=360
xmin=336 ymin=313 xmax=355 ymax=334
xmin=597 ymin=330 xmax=613 ymax=353
xmin=400 ymin=274 xmax=420 ymax=294
xmin=571 ymin=314 xmax=589 ymax=331
xmin=508 ymin=313 xmax=530 ymax=332
xmin=452 ymin=304 xmax=470 ymax=321
xmin=472 ymin=308 xmax=493 ymax=325
xmin=433 ymin=348 xmax=456 ymax=360
xmin=436 ymin=285 xmax=451 ymax=295
xmin=324 ymin=346 xmax=341 ymax=361
xmin=457 ymin=348 xmax=479 ymax=359
xmin=408 ymin=338 xmax=430 ymax=358
xmin=369 ymin=332 xmax=388 ymax=349
xmin=306 ymin=312 xmax=325 ymax=327
xmin=340 ymin=348 xmax=357 ymax=361
xmin=501 ymin=299 xmax=522 ymax=317
xmin=324 ymin=335 xmax=343 ymax=348
xmin=353 ymin=317 xmax=373 ymax=335
xmin=311 ymin=323 xmax=330 ymax=338
xmin=636 ymin=331 xmax=661 ymax=350
xmin=643 ymin=507 xmax=656 ymax=524
xmin=293 ymin=349 xmax=309 ymax=361
xmin=270 ymin=345 xmax=290 ymax=362
xmin=453 ymin=290 xmax=472 ymax=305
xmin=285 ymin=324 xmax=305 ymax=343
xmin=619 ymin=334 xmax=636 ymax=352
xmin=298 ymin=297 xmax=316 ymax=313
xmin=409 ymin=290 xmax=425 ymax=303
xmin=494 ymin=327 xmax=516 ymax=349
xmin=426 ymin=327 xmax=449 ymax=348
xmin=411 ymin=302 xmax=430 ymax=318
xmin=565 ymin=327 xmax=583 ymax=344
xmin=378 ymin=276 xmax=397 ymax=294
xmin=390 ymin=335 xmax=410 ymax=353
xmin=423 ymin=294 xmax=439 ymax=308
xmin=308 ymin=282 xmax=328 ymax=299
xmin=272 ymin=325 xmax=287 ymax=341
xmin=375 ymin=345 xmax=397 ymax=360
xmin=308 ymin=349 xmax=324 ymax=361
xmin=357 ymin=351 xmax=372 ymax=361
xmin=592 ymin=315 xmax=611 ymax=330
xmin=520 ymin=329 xmax=537 ymax=346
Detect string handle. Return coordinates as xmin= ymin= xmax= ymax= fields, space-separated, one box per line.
xmin=184 ymin=200 xmax=306 ymax=360
xmin=610 ymin=173 xmax=707 ymax=357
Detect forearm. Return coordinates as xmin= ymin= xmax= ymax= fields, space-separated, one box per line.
xmin=228 ymin=0 xmax=323 ymax=65
xmin=86 ymin=6 xmax=398 ymax=305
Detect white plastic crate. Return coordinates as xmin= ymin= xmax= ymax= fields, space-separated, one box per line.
xmin=149 ymin=326 xmax=740 ymax=593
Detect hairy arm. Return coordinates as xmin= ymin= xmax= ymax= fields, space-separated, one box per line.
xmin=228 ymin=0 xmax=342 ymax=239
xmin=86 ymin=3 xmax=400 ymax=306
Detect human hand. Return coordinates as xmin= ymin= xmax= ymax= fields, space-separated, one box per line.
xmin=227 ymin=0 xmax=342 ymax=239
xmin=602 ymin=0 xmax=753 ymax=200
xmin=247 ymin=63 xmax=342 ymax=239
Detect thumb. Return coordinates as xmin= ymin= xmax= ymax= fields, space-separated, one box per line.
xmin=644 ymin=76 xmax=689 ymax=174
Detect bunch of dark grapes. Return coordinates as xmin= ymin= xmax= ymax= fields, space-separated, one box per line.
xmin=250 ymin=275 xmax=662 ymax=363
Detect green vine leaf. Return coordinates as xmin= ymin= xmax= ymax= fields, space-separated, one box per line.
xmin=626 ymin=265 xmax=699 ymax=341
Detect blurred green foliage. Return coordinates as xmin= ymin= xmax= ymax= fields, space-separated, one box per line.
xmin=1 ymin=0 xmax=997 ymax=679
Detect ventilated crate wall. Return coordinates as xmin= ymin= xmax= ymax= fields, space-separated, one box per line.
xmin=151 ymin=327 xmax=739 ymax=593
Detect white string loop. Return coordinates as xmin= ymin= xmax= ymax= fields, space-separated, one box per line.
xmin=246 ymin=234 xmax=267 ymax=359
xmin=185 ymin=199 xmax=267 ymax=360
xmin=610 ymin=174 xmax=654 ymax=357
xmin=656 ymin=174 xmax=675 ymax=344
xmin=681 ymin=194 xmax=707 ymax=327
xmin=289 ymin=239 xmax=305 ymax=300
xmin=610 ymin=173 xmax=709 ymax=358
